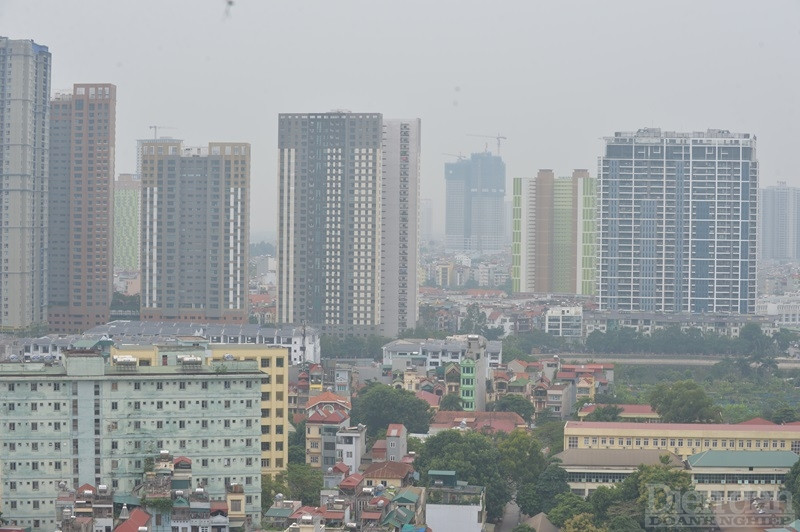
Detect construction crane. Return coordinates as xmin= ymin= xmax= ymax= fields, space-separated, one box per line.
xmin=442 ymin=152 xmax=467 ymax=160
xmin=467 ymin=133 xmax=507 ymax=155
xmin=149 ymin=125 xmax=176 ymax=139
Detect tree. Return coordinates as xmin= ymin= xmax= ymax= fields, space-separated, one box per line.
xmin=532 ymin=420 xmax=565 ymax=455
xmin=584 ymin=405 xmax=623 ymax=422
xmin=413 ymin=430 xmax=511 ymax=521
xmin=783 ymin=457 xmax=800 ymax=517
xmin=288 ymin=420 xmax=306 ymax=464
xmin=515 ymin=463 xmax=570 ymax=516
xmin=261 ymin=473 xmax=288 ymax=511
xmin=496 ymin=429 xmax=548 ymax=487
xmin=439 ymin=394 xmax=463 ymax=411
xmin=547 ymin=492 xmax=593 ymax=527
xmin=770 ymin=403 xmax=798 ymax=424
xmin=649 ymin=380 xmax=721 ymax=423
xmin=459 ymin=303 xmax=488 ymax=335
xmin=285 ymin=464 xmax=323 ymax=506
xmin=605 ymin=515 xmax=644 ymax=532
xmin=350 ymin=382 xmax=432 ymax=436
xmin=494 ymin=394 xmax=535 ymax=423
xmin=562 ymin=513 xmax=608 ymax=532
xmin=511 ymin=525 xmax=536 ymax=532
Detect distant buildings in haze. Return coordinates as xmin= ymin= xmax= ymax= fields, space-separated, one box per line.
xmin=445 ymin=152 xmax=506 ymax=254
xmin=759 ymin=182 xmax=800 ymax=262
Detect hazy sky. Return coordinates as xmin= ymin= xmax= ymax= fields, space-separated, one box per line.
xmin=4 ymin=0 xmax=799 ymax=241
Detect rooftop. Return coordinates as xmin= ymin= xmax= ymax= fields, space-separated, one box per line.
xmin=687 ymin=450 xmax=800 ymax=469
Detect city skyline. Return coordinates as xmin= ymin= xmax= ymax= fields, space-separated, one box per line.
xmin=3 ymin=0 xmax=798 ymax=239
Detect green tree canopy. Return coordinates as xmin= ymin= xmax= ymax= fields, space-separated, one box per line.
xmin=649 ymin=380 xmax=721 ymax=423
xmin=515 ymin=463 xmax=570 ymax=516
xmin=493 ymin=394 xmax=535 ymax=423
xmin=351 ymin=382 xmax=432 ymax=435
xmin=547 ymin=492 xmax=594 ymax=527
xmin=285 ymin=464 xmax=323 ymax=506
xmin=438 ymin=393 xmax=463 ymax=411
xmin=413 ymin=430 xmax=511 ymax=521
xmin=562 ymin=513 xmax=608 ymax=532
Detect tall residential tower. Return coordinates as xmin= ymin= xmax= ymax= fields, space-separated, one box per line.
xmin=139 ymin=140 xmax=250 ymax=322
xmin=48 ymin=84 xmax=116 ymax=333
xmin=381 ymin=119 xmax=421 ymax=337
xmin=0 ymin=37 xmax=51 ymax=333
xmin=278 ymin=112 xmax=383 ymax=335
xmin=445 ymin=152 xmax=506 ymax=254
xmin=597 ymin=128 xmax=758 ymax=313
xmin=512 ymin=169 xmax=595 ymax=295
xmin=278 ymin=112 xmax=420 ymax=336
xmin=759 ymin=182 xmax=800 ymax=262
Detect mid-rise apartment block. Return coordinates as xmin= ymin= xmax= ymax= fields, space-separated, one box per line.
xmin=139 ymin=140 xmax=250 ymax=323
xmin=512 ymin=169 xmax=595 ymax=295
xmin=49 ymin=84 xmax=116 ymax=333
xmin=445 ymin=152 xmax=505 ymax=254
xmin=0 ymin=37 xmax=51 ymax=333
xmin=597 ymin=128 xmax=758 ymax=313
xmin=114 ymin=173 xmax=141 ymax=271
xmin=107 ymin=341 xmax=289 ymax=477
xmin=0 ymin=352 xmax=263 ymax=531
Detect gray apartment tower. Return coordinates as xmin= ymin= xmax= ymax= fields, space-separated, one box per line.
xmin=278 ymin=112 xmax=383 ymax=334
xmin=0 ymin=38 xmax=51 ymax=333
xmin=759 ymin=182 xmax=800 ymax=262
xmin=139 ymin=140 xmax=250 ymax=323
xmin=597 ymin=128 xmax=758 ymax=314
xmin=445 ymin=152 xmax=506 ymax=254
xmin=48 ymin=84 xmax=116 ymax=333
xmin=278 ymin=112 xmax=421 ymax=336
xmin=381 ymin=119 xmax=421 ymax=337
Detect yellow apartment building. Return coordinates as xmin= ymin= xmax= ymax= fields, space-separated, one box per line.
xmin=564 ymin=421 xmax=800 ymax=460
xmin=110 ymin=340 xmax=289 ymax=477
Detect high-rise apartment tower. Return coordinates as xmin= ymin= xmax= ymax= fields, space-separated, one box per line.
xmin=597 ymin=128 xmax=758 ymax=313
xmin=0 ymin=37 xmax=51 ymax=333
xmin=139 ymin=140 xmax=250 ymax=322
xmin=512 ymin=169 xmax=595 ymax=294
xmin=445 ymin=152 xmax=506 ymax=254
xmin=759 ymin=182 xmax=800 ymax=262
xmin=48 ymin=84 xmax=116 ymax=333
xmin=381 ymin=119 xmax=421 ymax=337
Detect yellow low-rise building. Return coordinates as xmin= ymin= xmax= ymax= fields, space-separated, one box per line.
xmin=564 ymin=421 xmax=800 ymax=460
xmin=110 ymin=340 xmax=289 ymax=478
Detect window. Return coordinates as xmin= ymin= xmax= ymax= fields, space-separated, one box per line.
xmin=133 ymin=401 xmax=140 ymax=410
xmin=134 ymin=382 xmax=141 ymax=390
xmin=31 ymin=422 xmax=38 ymax=431
xmin=54 ymin=402 xmax=61 ymax=411
xmin=32 ymin=481 xmax=39 ymax=490
xmin=179 ymin=382 xmax=186 ymax=390
xmin=8 ymin=422 xmax=14 ymax=431
xmin=111 ymin=401 xmax=118 ymax=410
xmin=32 ymin=442 xmax=38 ymax=451
xmin=568 ymin=437 xmax=578 ymax=449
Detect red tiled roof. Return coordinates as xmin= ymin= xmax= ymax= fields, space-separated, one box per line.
xmin=338 ymin=473 xmax=364 ymax=490
xmin=736 ymin=417 xmax=776 ymax=425
xmin=290 ymin=506 xmax=325 ymax=519
xmin=362 ymin=461 xmax=414 ymax=479
xmin=114 ymin=508 xmax=150 ymax=532
xmin=77 ymin=483 xmax=96 ymax=494
xmin=306 ymin=391 xmax=352 ymax=411
xmin=387 ymin=424 xmax=406 ymax=437
xmin=415 ymin=390 xmax=440 ymax=407
xmin=430 ymin=411 xmax=527 ymax=434
xmin=556 ymin=371 xmax=577 ymax=380
xmin=361 ymin=511 xmax=383 ymax=520
xmin=173 ymin=456 xmax=192 ymax=465
xmin=306 ymin=408 xmax=349 ymax=424
xmin=210 ymin=501 xmax=228 ymax=512
xmin=372 ymin=439 xmax=387 ymax=451
xmin=331 ymin=462 xmax=350 ymax=474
